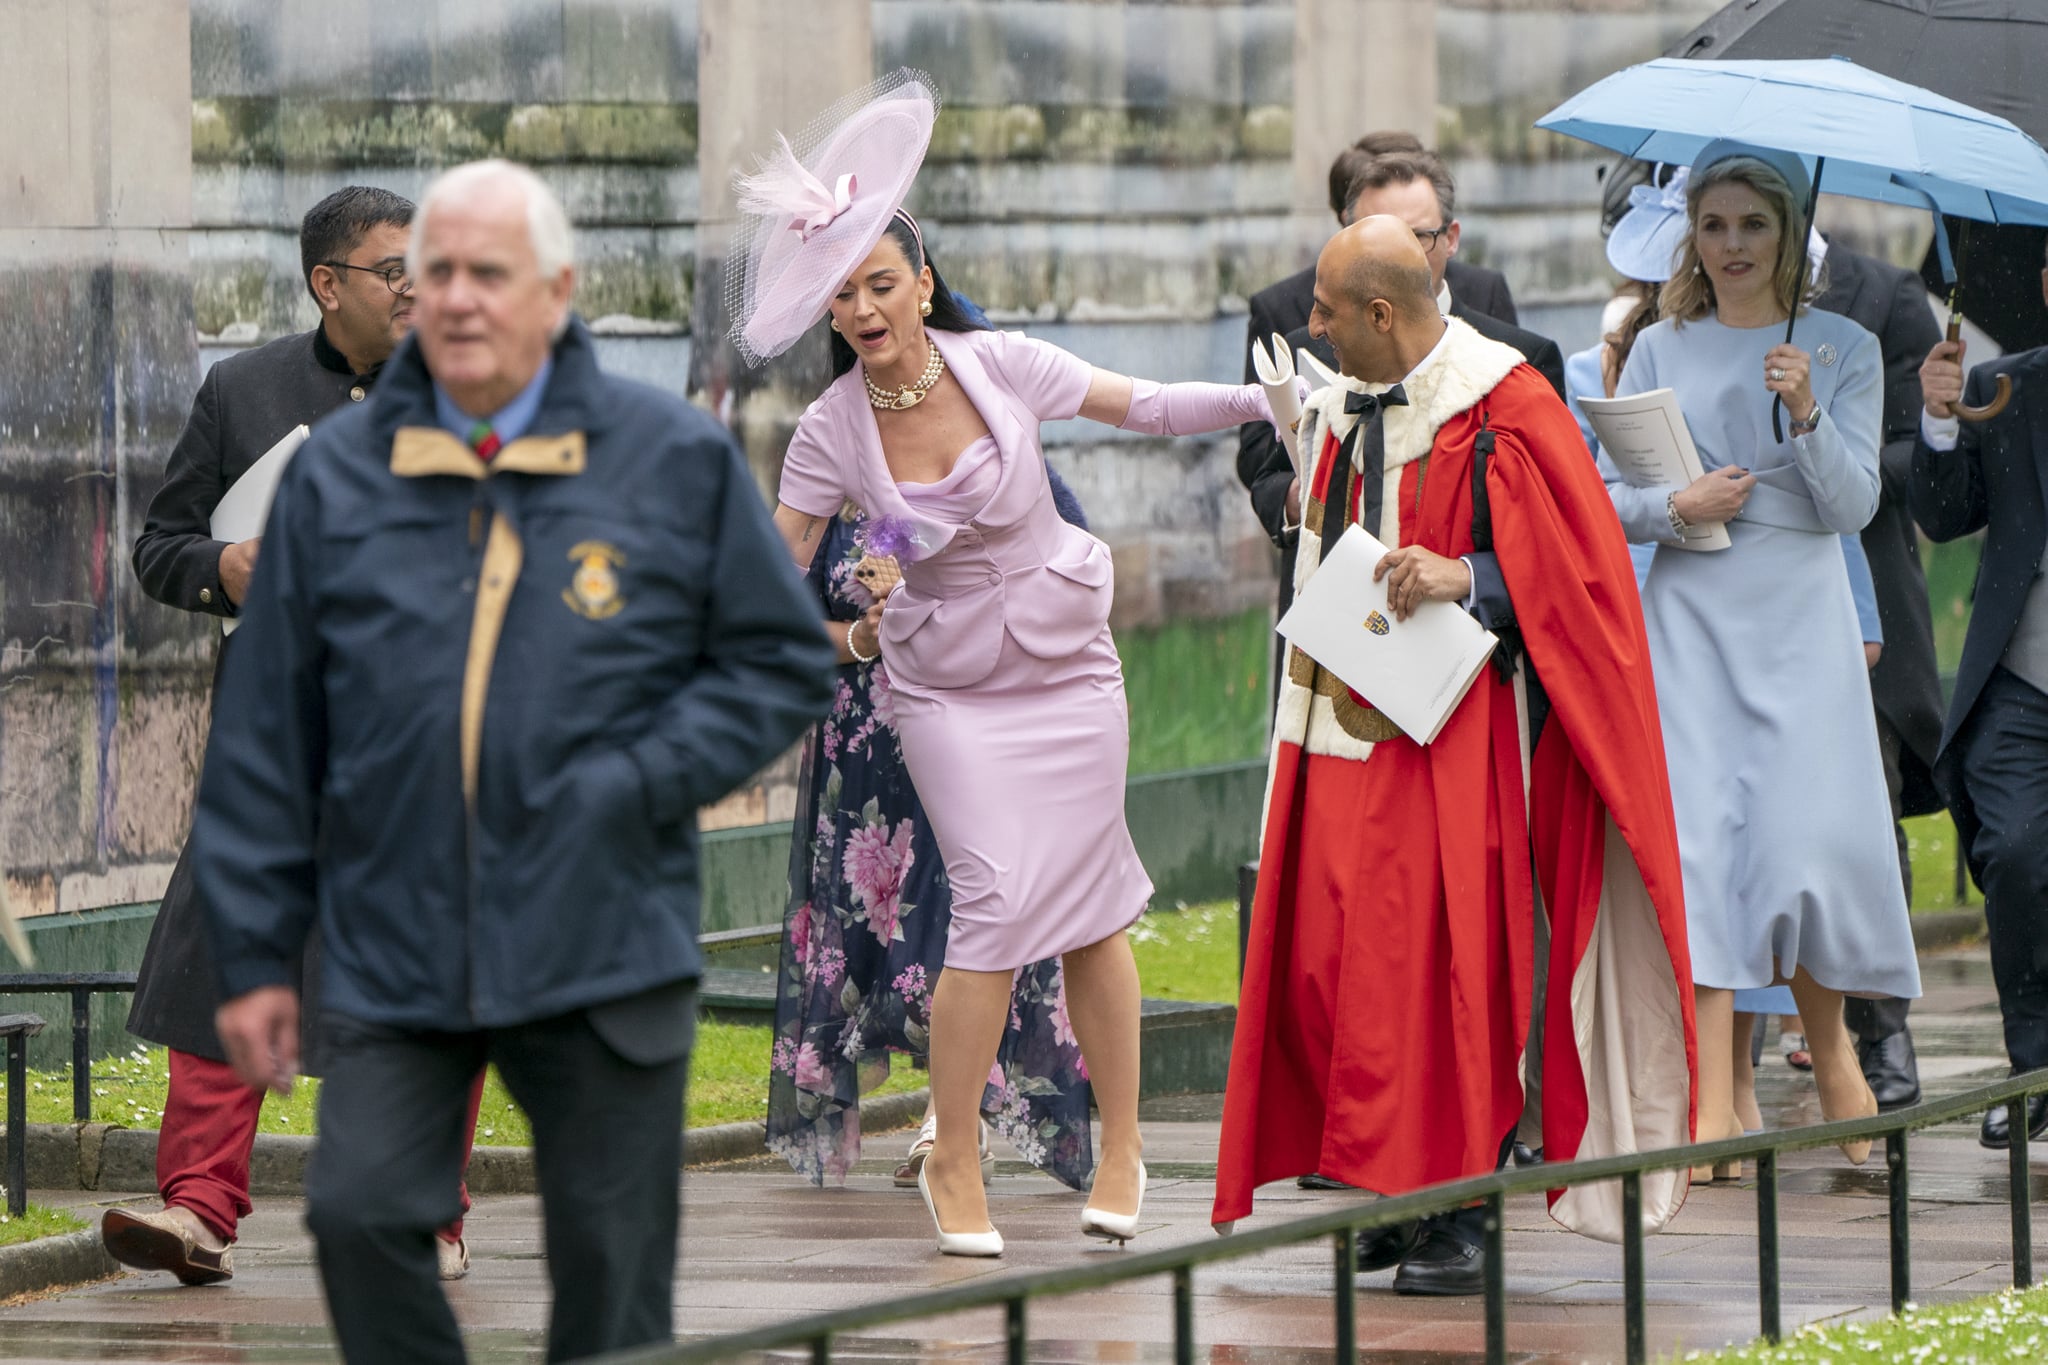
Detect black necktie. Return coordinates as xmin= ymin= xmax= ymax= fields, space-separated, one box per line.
xmin=1321 ymin=384 xmax=1408 ymax=568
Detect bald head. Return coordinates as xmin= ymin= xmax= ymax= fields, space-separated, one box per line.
xmin=1308 ymin=216 xmax=1445 ymax=382
xmin=1329 ymin=217 xmax=1435 ymax=317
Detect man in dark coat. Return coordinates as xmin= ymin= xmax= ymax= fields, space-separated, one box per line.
xmin=1238 ymin=147 xmax=1566 ymax=706
xmin=109 ymin=185 xmax=490 ymax=1287
xmin=1914 ymin=272 xmax=2048 ymax=1151
xmin=199 ymin=159 xmax=835 ymax=1364
xmin=1813 ymin=245 xmax=1946 ymax=1109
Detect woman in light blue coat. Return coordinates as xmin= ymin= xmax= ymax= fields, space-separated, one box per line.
xmin=1601 ymin=141 xmax=1920 ymax=1178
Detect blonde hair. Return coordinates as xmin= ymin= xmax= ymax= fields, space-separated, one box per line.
xmin=1658 ymin=156 xmax=1817 ymax=325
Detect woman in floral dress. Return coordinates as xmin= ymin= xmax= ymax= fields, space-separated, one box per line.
xmin=767 ymin=478 xmax=1096 ymax=1191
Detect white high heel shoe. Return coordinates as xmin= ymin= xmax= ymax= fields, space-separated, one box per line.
xmin=1080 ymin=1162 xmax=1148 ymax=1245
xmin=897 ymin=1117 xmax=996 ymax=1188
xmin=917 ymin=1164 xmax=1003 ymax=1258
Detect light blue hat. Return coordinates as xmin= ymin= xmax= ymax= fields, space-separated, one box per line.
xmin=1605 ymin=168 xmax=1690 ymax=283
xmin=1689 ymin=138 xmax=1814 ymax=213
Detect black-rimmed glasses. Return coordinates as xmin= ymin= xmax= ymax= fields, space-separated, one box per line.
xmin=1413 ymin=225 xmax=1451 ymax=251
xmin=321 ymin=260 xmax=413 ymax=294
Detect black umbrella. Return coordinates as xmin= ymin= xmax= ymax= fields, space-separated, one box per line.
xmin=1670 ymin=0 xmax=2048 ymax=360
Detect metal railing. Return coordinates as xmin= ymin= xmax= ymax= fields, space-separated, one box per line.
xmin=0 ymin=1012 xmax=47 ymax=1217
xmin=0 ymin=972 xmax=139 ymax=1123
xmin=601 ymin=1068 xmax=2048 ymax=1365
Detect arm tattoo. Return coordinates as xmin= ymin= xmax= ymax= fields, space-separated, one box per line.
xmin=801 ymin=517 xmax=820 ymax=543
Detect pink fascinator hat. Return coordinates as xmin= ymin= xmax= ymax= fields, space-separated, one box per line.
xmin=725 ymin=69 xmax=940 ymax=366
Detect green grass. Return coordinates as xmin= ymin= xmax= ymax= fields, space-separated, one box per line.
xmin=1118 ymin=607 xmax=1272 ymax=775
xmin=1 ymin=1020 xmax=927 ymax=1143
xmin=1130 ymin=901 xmax=1240 ymax=1005
xmin=0 ymin=1205 xmax=87 ymax=1249
xmin=1678 ymin=1286 xmax=2048 ymax=1362
xmin=1904 ymin=810 xmax=1981 ymax=911
xmin=1922 ymin=533 xmax=1980 ymax=678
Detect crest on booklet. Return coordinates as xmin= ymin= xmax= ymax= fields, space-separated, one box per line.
xmin=1364 ymin=610 xmax=1390 ymax=636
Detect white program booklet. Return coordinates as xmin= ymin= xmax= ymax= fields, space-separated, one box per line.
xmin=1277 ymin=524 xmax=1500 ymax=745
xmin=209 ymin=424 xmax=309 ymax=635
xmin=1577 ymin=388 xmax=1730 ymax=552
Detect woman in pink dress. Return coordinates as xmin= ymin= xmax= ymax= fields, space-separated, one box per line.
xmin=730 ymin=72 xmax=1285 ymax=1257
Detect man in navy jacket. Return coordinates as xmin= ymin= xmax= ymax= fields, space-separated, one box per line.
xmin=1914 ymin=268 xmax=2048 ymax=1152
xmin=196 ymin=160 xmax=835 ymax=1363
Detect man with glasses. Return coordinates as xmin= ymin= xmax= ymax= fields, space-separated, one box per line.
xmin=115 ymin=185 xmax=480 ymax=1287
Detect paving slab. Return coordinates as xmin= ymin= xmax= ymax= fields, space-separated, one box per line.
xmin=0 ymin=944 xmax=2031 ymax=1364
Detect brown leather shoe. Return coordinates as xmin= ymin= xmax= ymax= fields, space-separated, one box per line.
xmin=101 ymin=1207 xmax=234 ymax=1286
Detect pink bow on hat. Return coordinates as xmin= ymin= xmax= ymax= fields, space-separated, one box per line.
xmin=739 ymin=134 xmax=862 ymax=243
xmin=790 ymin=172 xmax=859 ymax=242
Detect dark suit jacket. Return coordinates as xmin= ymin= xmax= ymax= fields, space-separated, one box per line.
xmin=134 ymin=326 xmax=376 ymax=622
xmin=125 ymin=324 xmax=373 ymax=1063
xmin=1814 ymin=248 xmax=1946 ymax=815
xmin=1911 ymin=345 xmax=2048 ymax=763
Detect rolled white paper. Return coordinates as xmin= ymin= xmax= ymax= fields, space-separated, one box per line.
xmin=1250 ymin=331 xmax=1304 ymax=480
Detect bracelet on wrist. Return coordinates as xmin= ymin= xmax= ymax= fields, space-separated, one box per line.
xmin=1666 ymin=491 xmax=1690 ymax=539
xmin=846 ymin=617 xmax=879 ymax=665
xmin=1789 ymin=400 xmax=1822 ymax=436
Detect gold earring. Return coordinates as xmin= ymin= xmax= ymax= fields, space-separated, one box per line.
xmin=919 ymin=299 xmax=933 ymax=317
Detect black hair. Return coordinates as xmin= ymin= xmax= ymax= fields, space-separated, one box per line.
xmin=300 ymin=186 xmax=416 ymax=304
xmin=828 ymin=214 xmax=990 ymax=377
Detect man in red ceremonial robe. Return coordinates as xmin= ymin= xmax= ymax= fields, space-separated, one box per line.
xmin=1214 ymin=218 xmax=1697 ymax=1293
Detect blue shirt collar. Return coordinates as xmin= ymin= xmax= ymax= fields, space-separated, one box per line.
xmin=432 ymin=356 xmax=554 ymax=448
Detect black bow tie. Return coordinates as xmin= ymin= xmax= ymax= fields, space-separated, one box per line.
xmin=1343 ymin=384 xmax=1408 ymax=418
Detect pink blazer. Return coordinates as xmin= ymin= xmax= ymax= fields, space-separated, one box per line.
xmin=779 ymin=328 xmax=1114 ymax=690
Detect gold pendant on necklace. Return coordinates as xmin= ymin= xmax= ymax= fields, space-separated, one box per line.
xmin=866 ymin=339 xmax=946 ymax=412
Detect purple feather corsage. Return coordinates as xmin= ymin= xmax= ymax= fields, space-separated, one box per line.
xmin=849 ymin=514 xmax=928 ymax=604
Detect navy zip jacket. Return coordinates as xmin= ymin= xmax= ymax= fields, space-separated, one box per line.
xmin=193 ymin=319 xmax=836 ymax=1031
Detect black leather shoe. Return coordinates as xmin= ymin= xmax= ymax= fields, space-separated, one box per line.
xmin=1297 ymin=1173 xmax=1353 ymax=1191
xmin=1354 ymin=1220 xmax=1421 ymax=1272
xmin=1981 ymin=1094 xmax=2048 ymax=1150
xmin=1392 ymin=1225 xmax=1486 ymax=1296
xmin=1511 ymin=1141 xmax=1543 ymax=1167
xmin=1857 ymin=1030 xmax=1921 ymax=1111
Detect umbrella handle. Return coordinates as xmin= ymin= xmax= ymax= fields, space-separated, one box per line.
xmin=1946 ymin=315 xmax=2012 ymax=422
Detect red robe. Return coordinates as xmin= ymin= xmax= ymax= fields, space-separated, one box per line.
xmin=1213 ymin=355 xmax=1697 ymax=1240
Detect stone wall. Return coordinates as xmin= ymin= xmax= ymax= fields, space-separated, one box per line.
xmin=7 ymin=0 xmax=1766 ymax=919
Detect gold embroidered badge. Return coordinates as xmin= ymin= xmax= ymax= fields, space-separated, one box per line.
xmin=563 ymin=541 xmax=625 ymax=619
xmin=1364 ymin=610 xmax=1390 ymax=636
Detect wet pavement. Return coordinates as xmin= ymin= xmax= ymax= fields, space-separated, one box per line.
xmin=0 ymin=945 xmax=2027 ymax=1363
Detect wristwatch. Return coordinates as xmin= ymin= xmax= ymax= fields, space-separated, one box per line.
xmin=1789 ymin=401 xmax=1822 ymax=437
xmin=1666 ymin=491 xmax=1690 ymax=540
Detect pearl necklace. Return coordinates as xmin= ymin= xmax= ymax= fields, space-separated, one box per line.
xmin=864 ymin=340 xmax=946 ymax=411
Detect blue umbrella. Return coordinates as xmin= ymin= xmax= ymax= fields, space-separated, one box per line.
xmin=1538 ymin=56 xmax=2048 ymax=229
xmin=1539 ymin=55 xmax=2048 ymax=427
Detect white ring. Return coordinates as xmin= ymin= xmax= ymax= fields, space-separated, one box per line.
xmin=1768 ymin=367 xmax=1785 ymax=381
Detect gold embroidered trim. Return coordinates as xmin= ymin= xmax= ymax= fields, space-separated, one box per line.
xmin=1285 ymin=647 xmax=1405 ymax=743
xmin=1303 ymin=495 xmax=1324 ymax=537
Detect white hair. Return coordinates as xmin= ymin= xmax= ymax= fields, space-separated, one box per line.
xmin=408 ymin=159 xmax=576 ymax=279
